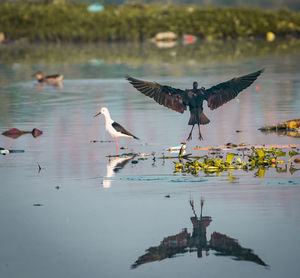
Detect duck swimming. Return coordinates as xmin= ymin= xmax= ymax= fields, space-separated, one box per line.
xmin=32 ymin=71 xmax=63 ymax=86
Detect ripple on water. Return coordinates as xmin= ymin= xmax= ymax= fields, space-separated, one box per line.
xmin=120 ymin=175 xmax=210 ymax=183
xmin=265 ymin=179 xmax=299 ymax=186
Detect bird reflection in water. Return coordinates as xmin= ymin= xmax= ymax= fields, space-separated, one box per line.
xmin=102 ymin=156 xmax=133 ymax=188
xmin=131 ymin=198 xmax=267 ymax=269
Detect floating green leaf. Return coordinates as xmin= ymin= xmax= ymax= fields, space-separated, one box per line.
xmin=276 ymin=149 xmax=286 ymax=157
xmin=256 ymin=168 xmax=266 ymax=178
xmin=289 ymin=150 xmax=299 ymax=158
xmin=226 ymin=153 xmax=236 ymax=164
xmin=256 ymin=149 xmax=265 ymax=159
xmin=174 ymin=146 xmax=299 ymax=178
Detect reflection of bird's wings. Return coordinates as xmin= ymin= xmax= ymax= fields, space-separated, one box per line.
xmin=107 ymin=156 xmax=133 ymax=178
xmin=104 ymin=156 xmax=133 ymax=188
xmin=210 ymin=232 xmax=268 ymax=266
xmin=204 ymin=69 xmax=264 ymax=110
xmin=126 ymin=75 xmax=188 ymax=113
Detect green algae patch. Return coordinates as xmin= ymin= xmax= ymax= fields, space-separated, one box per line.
xmin=174 ymin=147 xmax=300 ymax=178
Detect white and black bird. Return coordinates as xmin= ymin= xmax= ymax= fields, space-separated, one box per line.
xmin=94 ymin=107 xmax=139 ymax=150
xmin=126 ymin=69 xmax=264 ymax=141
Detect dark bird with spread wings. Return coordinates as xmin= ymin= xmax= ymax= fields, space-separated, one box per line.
xmin=126 ymin=69 xmax=264 ymax=141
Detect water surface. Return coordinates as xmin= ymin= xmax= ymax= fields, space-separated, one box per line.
xmin=0 ymin=40 xmax=300 ymax=278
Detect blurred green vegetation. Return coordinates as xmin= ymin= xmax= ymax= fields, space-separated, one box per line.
xmin=0 ymin=2 xmax=299 ymax=42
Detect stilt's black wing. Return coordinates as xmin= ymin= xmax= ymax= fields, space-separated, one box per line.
xmin=204 ymin=69 xmax=264 ymax=110
xmin=112 ymin=122 xmax=139 ymax=139
xmin=126 ymin=75 xmax=188 ymax=113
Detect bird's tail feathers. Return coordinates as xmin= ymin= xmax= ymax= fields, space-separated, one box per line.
xmin=199 ymin=113 xmax=210 ymax=125
xmin=189 ymin=112 xmax=210 ymax=125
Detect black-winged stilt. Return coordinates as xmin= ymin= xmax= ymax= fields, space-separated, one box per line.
xmin=127 ymin=69 xmax=264 ymax=141
xmin=94 ymin=107 xmax=139 ymax=151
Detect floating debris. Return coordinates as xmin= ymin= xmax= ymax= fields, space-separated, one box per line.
xmin=2 ymin=128 xmax=43 ymax=139
xmin=33 ymin=204 xmax=43 ymax=206
xmin=166 ymin=142 xmax=186 ymax=154
xmin=175 ymin=147 xmax=300 ymax=178
xmin=194 ymin=143 xmax=300 ymax=151
xmin=158 ymin=153 xmax=193 ymax=160
xmin=268 ymin=130 xmax=300 ymax=138
xmin=106 ymin=152 xmax=149 ymax=159
xmin=0 ymin=147 xmax=9 ymax=155
xmin=1 ymin=147 xmax=24 ymax=155
xmin=90 ymin=140 xmax=113 ymax=143
xmin=259 ymin=118 xmax=300 ymax=132
xmin=37 ymin=163 xmax=45 ymax=173
xmin=164 ymin=195 xmax=170 ymax=198
xmin=289 ymin=150 xmax=299 ymax=160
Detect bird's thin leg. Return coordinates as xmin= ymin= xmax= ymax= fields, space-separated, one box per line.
xmin=115 ymin=137 xmax=119 ymax=155
xmin=198 ymin=124 xmax=203 ymax=140
xmin=187 ymin=125 xmax=194 ymax=141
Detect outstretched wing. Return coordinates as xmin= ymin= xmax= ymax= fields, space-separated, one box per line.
xmin=126 ymin=75 xmax=188 ymax=113
xmin=205 ymin=69 xmax=264 ymax=110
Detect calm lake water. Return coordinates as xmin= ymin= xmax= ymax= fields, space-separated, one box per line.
xmin=0 ymin=39 xmax=300 ymax=278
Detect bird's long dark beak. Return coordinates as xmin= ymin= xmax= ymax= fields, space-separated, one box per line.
xmin=94 ymin=112 xmax=102 ymax=117
xmin=31 ymin=73 xmax=36 ymax=77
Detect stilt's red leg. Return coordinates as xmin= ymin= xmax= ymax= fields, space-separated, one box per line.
xmin=115 ymin=137 xmax=119 ymax=155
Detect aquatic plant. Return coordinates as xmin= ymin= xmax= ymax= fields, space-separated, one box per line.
xmin=174 ymin=147 xmax=300 ymax=177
